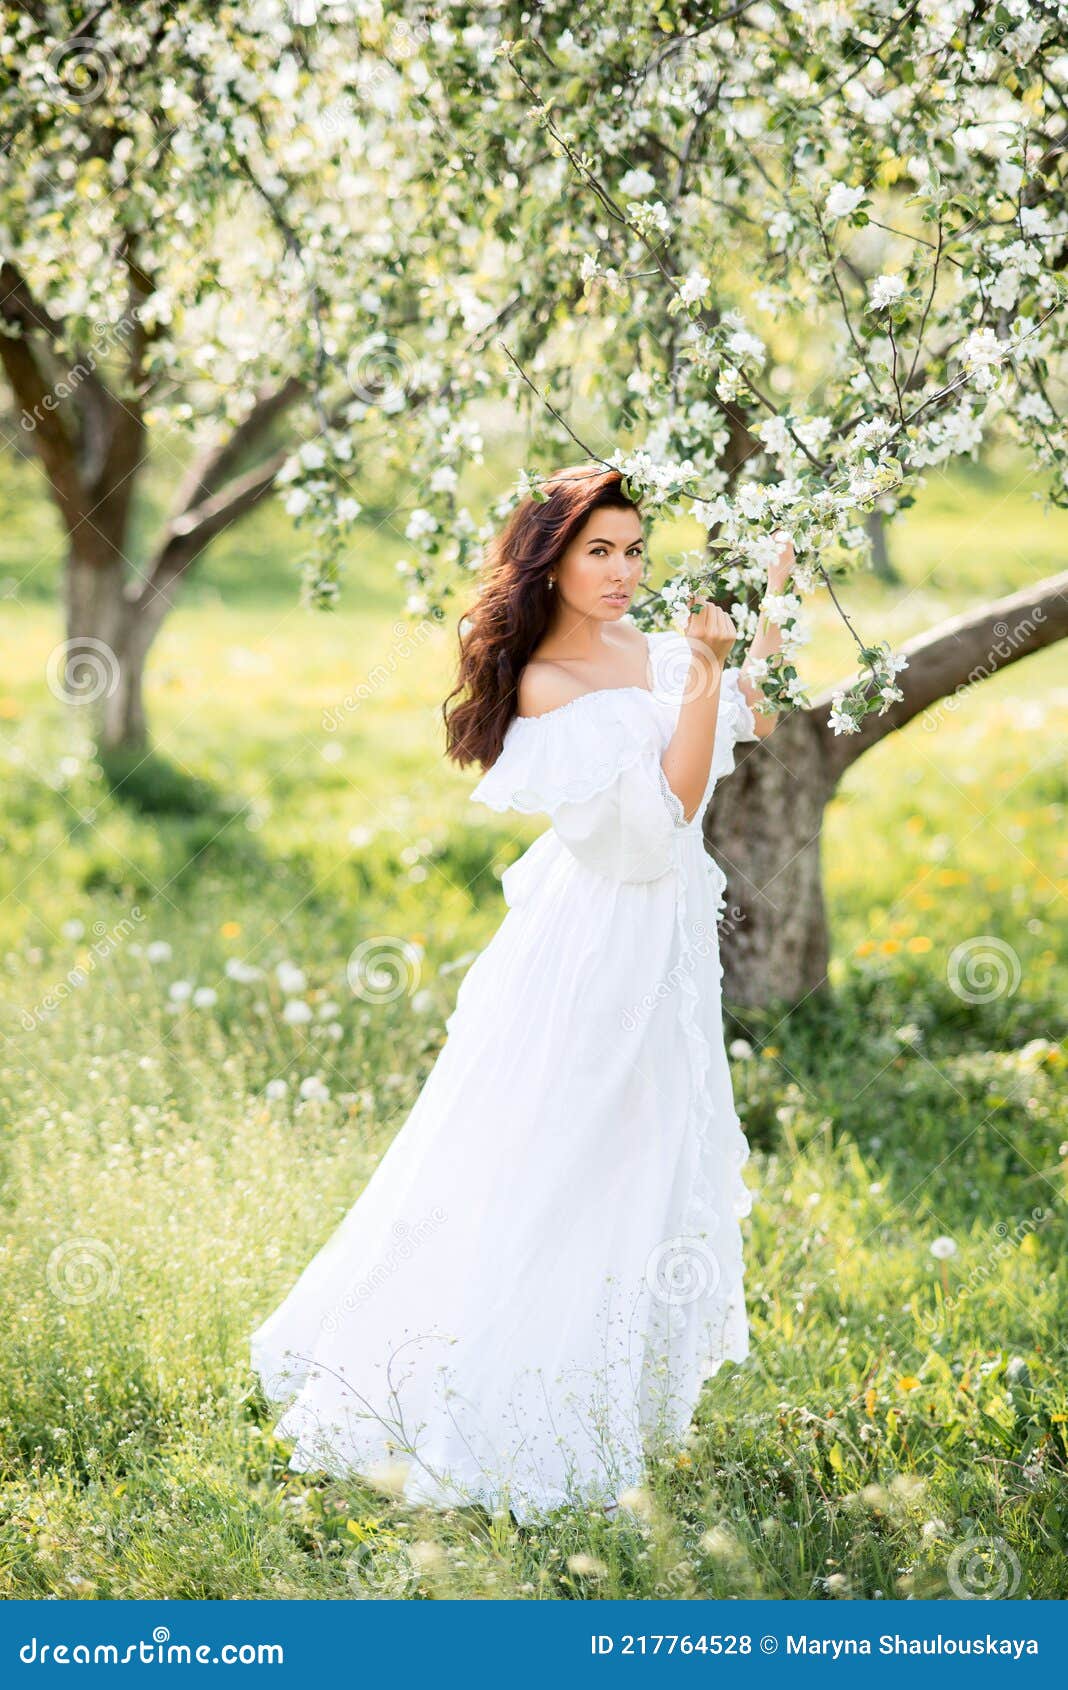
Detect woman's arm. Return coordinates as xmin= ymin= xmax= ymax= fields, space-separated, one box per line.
xmin=737 ymin=532 xmax=796 ymax=739
xmin=660 ymin=603 xmax=737 ymax=823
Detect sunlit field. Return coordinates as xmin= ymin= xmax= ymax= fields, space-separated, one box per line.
xmin=1 ymin=444 xmax=1066 ymax=1599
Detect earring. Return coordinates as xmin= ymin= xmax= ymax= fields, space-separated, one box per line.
xmin=547 ymin=575 xmax=555 ymax=589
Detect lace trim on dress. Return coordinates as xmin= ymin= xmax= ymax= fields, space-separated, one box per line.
xmin=654 ymin=758 xmax=689 ymax=829
xmin=664 ymin=841 xmax=753 ymax=1413
xmin=707 ymin=666 xmax=758 ymax=788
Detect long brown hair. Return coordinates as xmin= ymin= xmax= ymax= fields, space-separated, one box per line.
xmin=443 ymin=462 xmax=642 ymax=770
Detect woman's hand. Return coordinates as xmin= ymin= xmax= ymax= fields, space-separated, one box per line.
xmin=684 ymin=601 xmax=738 ymax=668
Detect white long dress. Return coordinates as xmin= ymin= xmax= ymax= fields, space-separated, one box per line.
xmin=250 ymin=627 xmax=759 ymax=1523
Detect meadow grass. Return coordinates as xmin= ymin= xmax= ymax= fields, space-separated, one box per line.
xmin=0 ymin=445 xmax=1065 ymax=1599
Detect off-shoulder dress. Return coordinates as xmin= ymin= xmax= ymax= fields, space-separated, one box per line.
xmin=250 ymin=626 xmax=759 ymax=1522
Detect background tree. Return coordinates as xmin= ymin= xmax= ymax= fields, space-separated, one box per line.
xmin=0 ymin=0 xmax=498 ymax=751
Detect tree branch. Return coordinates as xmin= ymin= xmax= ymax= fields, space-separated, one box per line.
xmin=811 ymin=567 xmax=1068 ymax=782
xmin=171 ymin=376 xmax=305 ymax=515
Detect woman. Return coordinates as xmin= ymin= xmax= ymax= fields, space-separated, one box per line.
xmin=250 ymin=462 xmax=792 ymax=1523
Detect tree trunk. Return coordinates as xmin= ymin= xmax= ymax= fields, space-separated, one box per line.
xmin=61 ymin=548 xmax=134 ymax=744
xmin=63 ymin=547 xmax=153 ymax=753
xmin=864 ymin=508 xmax=901 ymax=584
xmin=708 ymin=566 xmax=1068 ymax=1011
xmin=99 ymin=637 xmax=149 ymax=752
xmin=705 ymin=711 xmax=836 ymax=1009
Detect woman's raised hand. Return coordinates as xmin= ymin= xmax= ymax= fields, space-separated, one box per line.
xmin=684 ymin=601 xmax=738 ymax=667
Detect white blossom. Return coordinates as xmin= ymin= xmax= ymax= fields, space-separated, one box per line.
xmin=825 ymin=182 xmax=866 ymax=219
xmin=619 ymin=166 xmax=656 ymax=198
xmin=867 ymin=274 xmax=907 ymax=311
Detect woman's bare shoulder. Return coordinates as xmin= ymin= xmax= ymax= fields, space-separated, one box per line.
xmin=515 ymin=660 xmax=586 ymax=720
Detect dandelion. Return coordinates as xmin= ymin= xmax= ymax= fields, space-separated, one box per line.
xmin=283 ymin=999 xmax=313 ymax=1025
xmin=617 ymin=1485 xmax=655 ymax=1520
xmin=698 ymin=1524 xmax=740 ymax=1561
xmin=930 ymin=1236 xmax=957 ymax=1259
xmin=61 ymin=919 xmax=85 ymax=941
xmin=192 ymin=986 xmax=217 ymax=1009
xmin=225 ymin=958 xmax=262 ymax=983
xmin=889 ymin=1473 xmax=926 ymax=1502
xmin=168 ymin=980 xmax=193 ymax=1002
xmin=265 ymin=1079 xmax=289 ymax=1101
xmin=146 ymin=940 xmax=173 ymax=964
xmin=363 ymin=1457 xmax=410 ymax=1497
xmin=299 ymin=1076 xmax=330 ymax=1102
xmin=276 ymin=961 xmax=307 ymax=994
xmin=566 ymin=1553 xmax=608 ymax=1579
xmin=408 ymin=1540 xmax=446 ymax=1575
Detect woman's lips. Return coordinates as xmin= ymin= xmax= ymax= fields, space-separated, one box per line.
xmin=603 ymin=594 xmax=628 ymax=603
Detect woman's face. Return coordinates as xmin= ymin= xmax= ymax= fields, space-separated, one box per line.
xmin=553 ymin=504 xmax=645 ymax=621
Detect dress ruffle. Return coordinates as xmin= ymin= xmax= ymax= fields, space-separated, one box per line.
xmin=469 ymin=686 xmax=669 ymax=817
xmin=667 ymin=837 xmax=753 ymax=1412
xmin=470 ymin=659 xmax=756 ymax=819
xmin=709 ymin=666 xmax=758 ymax=785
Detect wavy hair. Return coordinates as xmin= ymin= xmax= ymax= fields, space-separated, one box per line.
xmin=442 ymin=463 xmax=642 ymax=770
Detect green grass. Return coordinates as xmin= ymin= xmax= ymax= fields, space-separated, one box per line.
xmin=0 ymin=445 xmax=1066 ymax=1599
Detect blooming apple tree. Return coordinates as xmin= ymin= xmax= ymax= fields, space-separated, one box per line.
xmin=351 ymin=0 xmax=1068 ymax=737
